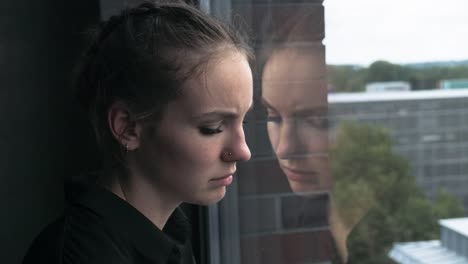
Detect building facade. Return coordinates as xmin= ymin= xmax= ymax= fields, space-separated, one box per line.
xmin=329 ymin=89 xmax=468 ymax=208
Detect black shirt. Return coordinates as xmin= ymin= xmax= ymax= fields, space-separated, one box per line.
xmin=23 ymin=180 xmax=196 ymax=264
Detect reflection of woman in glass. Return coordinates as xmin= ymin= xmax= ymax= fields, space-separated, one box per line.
xmin=23 ymin=2 xmax=253 ymax=263
xmin=262 ymin=46 xmax=352 ymax=263
xmin=262 ymin=46 xmax=330 ymax=195
xmin=262 ymin=45 xmax=409 ymax=263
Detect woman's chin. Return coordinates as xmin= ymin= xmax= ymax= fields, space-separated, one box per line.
xmin=190 ymin=187 xmax=227 ymax=206
xmin=288 ymin=180 xmax=330 ymax=196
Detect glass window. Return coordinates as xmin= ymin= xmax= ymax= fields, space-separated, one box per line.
xmin=203 ymin=0 xmax=468 ymax=263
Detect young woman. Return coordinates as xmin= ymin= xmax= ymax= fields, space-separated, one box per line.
xmin=262 ymin=46 xmax=330 ymax=195
xmin=261 ymin=45 xmax=345 ymax=263
xmin=262 ymin=46 xmax=377 ymax=264
xmin=23 ymin=2 xmax=253 ymax=263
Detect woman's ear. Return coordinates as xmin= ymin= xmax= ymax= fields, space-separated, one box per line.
xmin=107 ymin=101 xmax=142 ymax=151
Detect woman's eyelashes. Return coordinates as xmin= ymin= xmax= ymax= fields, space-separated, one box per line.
xmin=199 ymin=119 xmax=248 ymax=136
xmin=267 ymin=115 xmax=282 ymax=123
xmin=199 ymin=125 xmax=223 ymax=135
xmin=266 ymin=113 xmax=328 ymax=129
xmin=304 ymin=115 xmax=328 ymax=130
xmin=266 ymin=109 xmax=282 ymax=123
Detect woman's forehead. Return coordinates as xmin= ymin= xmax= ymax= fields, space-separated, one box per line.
xmin=175 ymin=53 xmax=253 ymax=113
xmin=262 ymin=47 xmax=327 ymax=112
xmin=263 ymin=76 xmax=327 ymax=103
xmin=263 ymin=48 xmax=325 ymax=82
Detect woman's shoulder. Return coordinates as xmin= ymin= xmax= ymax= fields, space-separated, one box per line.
xmin=22 ymin=205 xmax=132 ymax=264
xmin=22 ymin=216 xmax=66 ymax=264
xmin=23 ymin=179 xmax=197 ymax=264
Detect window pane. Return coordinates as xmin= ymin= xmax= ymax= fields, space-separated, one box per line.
xmin=209 ymin=0 xmax=468 ymax=263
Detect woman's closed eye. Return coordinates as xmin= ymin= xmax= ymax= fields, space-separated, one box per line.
xmin=266 ymin=115 xmax=282 ymax=123
xmin=303 ymin=115 xmax=328 ymax=130
xmin=265 ymin=113 xmax=328 ymax=129
xmin=266 ymin=109 xmax=282 ymax=123
xmin=199 ymin=125 xmax=223 ymax=136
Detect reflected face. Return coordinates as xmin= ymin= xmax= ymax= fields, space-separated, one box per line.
xmin=134 ymin=51 xmax=253 ymax=205
xmin=262 ymin=48 xmax=330 ymax=194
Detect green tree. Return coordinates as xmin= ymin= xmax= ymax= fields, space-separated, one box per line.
xmin=331 ymin=122 xmax=465 ymax=264
xmin=366 ymin=60 xmax=408 ymax=83
xmin=327 ymin=61 xmax=468 ymax=92
xmin=327 ymin=65 xmax=366 ymax=92
xmin=433 ymin=188 xmax=465 ymax=220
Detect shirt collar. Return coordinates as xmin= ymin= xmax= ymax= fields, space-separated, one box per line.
xmin=65 ymin=179 xmax=192 ymax=263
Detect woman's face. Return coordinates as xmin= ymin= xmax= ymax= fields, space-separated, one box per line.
xmin=262 ymin=48 xmax=330 ymax=194
xmin=133 ymin=51 xmax=253 ymax=205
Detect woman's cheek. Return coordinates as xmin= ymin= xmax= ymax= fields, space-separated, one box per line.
xmin=267 ymin=123 xmax=280 ymax=150
xmin=298 ymin=126 xmax=328 ymax=152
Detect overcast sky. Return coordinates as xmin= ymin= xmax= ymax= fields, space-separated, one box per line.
xmin=324 ymin=0 xmax=468 ymax=66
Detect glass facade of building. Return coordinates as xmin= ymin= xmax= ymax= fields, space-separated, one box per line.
xmin=329 ymin=90 xmax=468 ymax=208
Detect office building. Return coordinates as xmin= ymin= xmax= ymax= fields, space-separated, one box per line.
xmin=329 ymin=89 xmax=468 ymax=208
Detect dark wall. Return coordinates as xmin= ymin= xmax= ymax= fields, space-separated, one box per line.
xmin=0 ymin=1 xmax=99 ymax=263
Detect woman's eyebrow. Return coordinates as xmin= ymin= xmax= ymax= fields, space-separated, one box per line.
xmin=293 ymin=107 xmax=328 ymax=117
xmin=194 ymin=102 xmax=254 ymax=120
xmin=261 ymin=98 xmax=327 ymax=115
xmin=193 ymin=111 xmax=239 ymax=120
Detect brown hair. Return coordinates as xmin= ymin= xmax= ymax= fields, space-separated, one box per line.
xmin=74 ymin=1 xmax=252 ymax=162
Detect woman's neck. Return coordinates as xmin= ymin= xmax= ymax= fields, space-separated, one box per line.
xmin=99 ymin=167 xmax=180 ymax=230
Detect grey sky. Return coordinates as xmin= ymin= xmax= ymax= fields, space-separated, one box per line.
xmin=324 ymin=0 xmax=468 ymax=66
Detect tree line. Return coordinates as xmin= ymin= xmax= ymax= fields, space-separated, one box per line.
xmin=331 ymin=122 xmax=465 ymax=263
xmin=327 ymin=60 xmax=468 ymax=92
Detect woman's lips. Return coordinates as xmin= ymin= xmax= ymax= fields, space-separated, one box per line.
xmin=210 ymin=174 xmax=234 ymax=186
xmin=282 ymin=167 xmax=319 ymax=183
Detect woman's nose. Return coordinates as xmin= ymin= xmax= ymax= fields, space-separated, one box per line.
xmin=223 ymin=127 xmax=251 ymax=162
xmin=235 ymin=137 xmax=251 ymax=161
xmin=275 ymin=121 xmax=302 ymax=160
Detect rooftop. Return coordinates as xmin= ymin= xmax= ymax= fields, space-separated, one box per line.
xmin=440 ymin=218 xmax=468 ymax=238
xmin=389 ymin=240 xmax=468 ymax=264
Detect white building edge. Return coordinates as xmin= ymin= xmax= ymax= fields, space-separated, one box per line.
xmin=365 ymin=81 xmax=411 ymax=93
xmin=389 ymin=218 xmax=468 ymax=264
xmin=328 ymin=89 xmax=468 ymax=104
